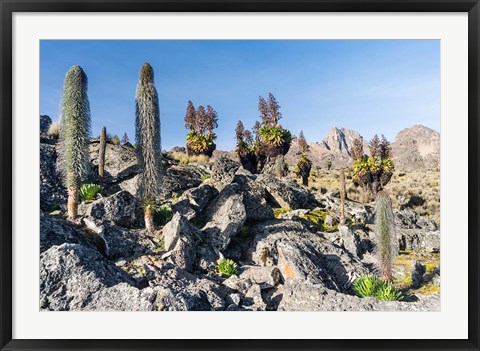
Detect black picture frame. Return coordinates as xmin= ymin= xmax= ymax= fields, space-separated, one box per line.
xmin=1 ymin=1 xmax=479 ymax=350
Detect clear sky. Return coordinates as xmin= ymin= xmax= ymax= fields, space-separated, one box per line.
xmin=40 ymin=40 xmax=440 ymax=151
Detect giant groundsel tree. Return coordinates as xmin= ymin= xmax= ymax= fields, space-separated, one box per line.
xmin=58 ymin=65 xmax=91 ymax=220
xmin=135 ymin=63 xmax=162 ymax=232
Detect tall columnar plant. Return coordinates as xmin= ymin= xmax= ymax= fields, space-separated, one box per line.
xmin=339 ymin=168 xmax=346 ymax=225
xmin=374 ymin=191 xmax=397 ymax=281
xmin=98 ymin=126 xmax=107 ymax=187
xmin=58 ymin=65 xmax=91 ymax=220
xmin=135 ymin=63 xmax=162 ymax=232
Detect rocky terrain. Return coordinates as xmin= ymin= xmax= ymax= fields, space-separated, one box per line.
xmin=40 ymin=135 xmax=440 ymax=311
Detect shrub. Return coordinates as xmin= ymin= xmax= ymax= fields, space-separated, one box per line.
xmin=154 ymin=205 xmax=173 ymax=226
xmin=352 ymin=275 xmax=402 ymax=301
xmin=79 ymin=183 xmax=103 ymax=203
xmin=170 ymin=151 xmax=190 ymax=164
xmin=217 ymin=259 xmax=238 ymax=278
xmin=47 ymin=121 xmax=61 ymax=139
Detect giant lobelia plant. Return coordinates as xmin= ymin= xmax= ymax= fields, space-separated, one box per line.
xmin=135 ymin=63 xmax=162 ymax=232
xmin=58 ymin=65 xmax=91 ymax=221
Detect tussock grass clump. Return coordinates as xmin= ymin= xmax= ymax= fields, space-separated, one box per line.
xmin=47 ymin=121 xmax=61 ymax=139
xmin=169 ymin=151 xmax=210 ymax=164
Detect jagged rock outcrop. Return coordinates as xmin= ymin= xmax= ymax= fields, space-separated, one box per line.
xmin=79 ymin=190 xmax=142 ymax=228
xmin=162 ymin=213 xmax=202 ymax=272
xmin=249 ymin=220 xmax=369 ymax=291
xmin=202 ymin=183 xmax=246 ymax=251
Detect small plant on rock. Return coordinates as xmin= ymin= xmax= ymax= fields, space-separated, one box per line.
xmin=352 ymin=275 xmax=402 ymax=301
xmin=217 ymin=259 xmax=238 ymax=278
xmin=79 ymin=183 xmax=104 ymax=203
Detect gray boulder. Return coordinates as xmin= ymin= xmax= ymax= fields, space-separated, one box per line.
xmin=211 ymin=157 xmax=240 ymax=190
xmin=234 ymin=174 xmax=274 ymax=221
xmin=129 ymin=258 xmax=231 ymax=311
xmin=396 ymin=208 xmax=437 ymax=231
xmin=100 ymin=224 xmax=155 ymax=261
xmin=40 ymin=115 xmax=52 ymax=135
xmin=172 ymin=184 xmax=218 ymax=220
xmin=40 ymin=212 xmax=98 ymax=253
xmin=256 ymin=174 xmax=319 ymax=210
xmin=40 ymin=243 xmax=154 ymax=311
xmin=79 ymin=190 xmax=141 ymax=228
xmin=202 ymin=183 xmax=246 ymax=251
xmin=40 ymin=144 xmax=67 ymax=212
xmin=249 ymin=220 xmax=369 ymax=291
xmin=161 ymin=165 xmax=204 ymax=199
xmin=162 ymin=212 xmax=201 ymax=272
xmin=238 ymin=265 xmax=282 ymax=289
xmin=411 ymin=261 xmax=426 ymax=289
xmin=278 ymin=281 xmax=440 ymax=311
xmin=398 ymin=228 xmax=440 ymax=252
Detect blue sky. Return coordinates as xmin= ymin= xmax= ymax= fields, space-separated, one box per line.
xmin=40 ymin=40 xmax=440 ymax=151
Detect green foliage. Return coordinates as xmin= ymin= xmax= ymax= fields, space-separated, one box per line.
xmin=258 ymin=125 xmax=292 ymax=147
xmin=217 ymin=259 xmax=238 ymax=278
xmin=375 ymin=282 xmax=403 ymax=301
xmin=298 ymin=210 xmax=337 ymax=232
xmin=353 ymin=275 xmax=383 ymax=298
xmin=353 ymin=275 xmax=402 ymax=301
xmin=186 ymin=132 xmax=217 ymax=155
xmin=79 ymin=183 xmax=105 ymax=203
xmin=58 ymin=65 xmax=91 ymax=190
xmin=201 ymin=174 xmax=211 ymax=182
xmin=154 ymin=205 xmax=173 ymax=226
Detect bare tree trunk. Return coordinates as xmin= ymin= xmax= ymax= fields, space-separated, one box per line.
xmin=67 ymin=186 xmax=78 ymax=220
xmin=144 ymin=206 xmax=155 ymax=232
xmin=98 ymin=126 xmax=107 ymax=187
xmin=339 ymin=168 xmax=346 ymax=225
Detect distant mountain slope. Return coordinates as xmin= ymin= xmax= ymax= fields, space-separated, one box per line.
xmin=391 ymin=125 xmax=440 ymax=171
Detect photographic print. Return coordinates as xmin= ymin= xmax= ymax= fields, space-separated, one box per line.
xmin=39 ymin=40 xmax=440 ymax=312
